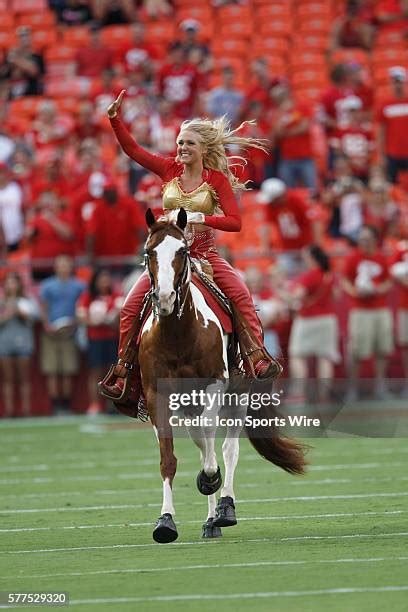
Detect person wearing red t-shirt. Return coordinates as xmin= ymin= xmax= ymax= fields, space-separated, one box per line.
xmin=270 ymin=83 xmax=317 ymax=190
xmin=390 ymin=241 xmax=408 ymax=391
xmin=288 ymin=245 xmax=339 ymax=403
xmin=377 ymin=66 xmax=408 ymax=183
xmin=374 ymin=0 xmax=408 ymax=35
xmin=257 ymin=178 xmax=319 ymax=275
xmin=319 ymin=64 xmax=355 ymax=136
xmin=30 ymin=155 xmax=71 ymax=204
xmin=150 ymin=98 xmax=182 ymax=157
xmin=342 ymin=225 xmax=393 ymax=399
xmin=25 ymin=191 xmax=76 ymax=280
xmin=76 ymin=268 xmax=123 ymax=415
xmin=115 ymin=22 xmax=159 ymax=76
xmin=330 ymin=96 xmax=375 ymax=181
xmin=85 ymin=181 xmax=144 ymax=268
xmin=75 ymin=24 xmax=112 ymax=78
xmin=157 ymin=43 xmax=199 ymax=119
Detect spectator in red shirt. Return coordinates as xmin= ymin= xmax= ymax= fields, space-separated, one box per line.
xmin=257 ymin=178 xmax=319 ymax=275
xmin=72 ymin=100 xmax=103 ymax=144
xmin=150 ymin=98 xmax=182 ymax=157
xmin=270 ymin=82 xmax=317 ymax=191
xmin=115 ymin=22 xmax=159 ymax=76
xmin=374 ymin=0 xmax=408 ymax=35
xmin=319 ymin=64 xmax=355 ymax=137
xmin=363 ymin=177 xmax=399 ymax=242
xmin=330 ymin=95 xmax=375 ymax=181
xmin=288 ymin=245 xmax=339 ymax=403
xmin=377 ymin=66 xmax=408 ymax=183
xmin=26 ymin=191 xmax=76 ymax=280
xmin=85 ymin=181 xmax=144 ymax=269
xmin=390 ymin=241 xmax=408 ymax=393
xmin=342 ymin=225 xmax=394 ymax=399
xmin=76 ymin=268 xmax=123 ymax=415
xmin=30 ymin=154 xmax=71 ymax=203
xmin=75 ymin=24 xmax=112 ymax=78
xmin=29 ymin=100 xmax=73 ymax=155
xmin=157 ymin=42 xmax=199 ymax=119
xmin=329 ymin=0 xmax=374 ymax=51
xmin=241 ymin=57 xmax=276 ymax=119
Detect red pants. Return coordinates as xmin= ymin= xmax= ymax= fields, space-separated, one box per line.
xmin=119 ymin=230 xmax=263 ymax=353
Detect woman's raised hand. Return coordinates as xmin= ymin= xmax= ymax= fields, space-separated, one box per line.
xmin=107 ymin=89 xmax=126 ymax=119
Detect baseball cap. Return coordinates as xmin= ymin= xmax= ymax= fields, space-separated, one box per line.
xmin=180 ymin=19 xmax=200 ymax=31
xmin=256 ymin=178 xmax=287 ymax=204
xmin=389 ymin=66 xmax=407 ymax=82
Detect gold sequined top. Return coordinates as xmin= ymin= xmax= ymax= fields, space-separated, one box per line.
xmin=162 ymin=178 xmax=218 ymax=215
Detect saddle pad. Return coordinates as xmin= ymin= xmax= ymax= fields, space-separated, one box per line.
xmin=138 ymin=277 xmax=232 ymax=343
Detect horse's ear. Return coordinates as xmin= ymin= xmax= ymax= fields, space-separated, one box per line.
xmin=146 ymin=208 xmax=156 ymax=228
xmin=177 ymin=207 xmax=187 ymax=230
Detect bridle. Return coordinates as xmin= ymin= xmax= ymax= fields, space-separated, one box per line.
xmin=144 ymin=224 xmax=191 ymax=320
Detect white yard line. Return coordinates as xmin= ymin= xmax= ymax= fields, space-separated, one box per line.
xmin=2 ymin=556 xmax=408 ymax=580
xmin=0 ymin=510 xmax=405 ymax=534
xmin=1 ymin=491 xmax=407 ymax=515
xmin=0 ymin=462 xmax=405 ymax=485
xmin=2 ymin=475 xmax=408 ymax=500
xmin=3 ymin=532 xmax=408 ymax=555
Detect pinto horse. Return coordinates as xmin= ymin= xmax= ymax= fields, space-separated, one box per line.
xmin=139 ymin=208 xmax=306 ymax=544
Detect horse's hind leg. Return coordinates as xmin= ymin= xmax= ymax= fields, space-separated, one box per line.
xmin=152 ymin=429 xmax=178 ymax=544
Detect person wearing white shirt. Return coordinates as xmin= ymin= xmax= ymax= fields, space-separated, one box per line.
xmin=0 ymin=163 xmax=24 ymax=254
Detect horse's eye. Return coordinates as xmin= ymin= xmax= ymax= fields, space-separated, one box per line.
xmin=179 ymin=247 xmax=188 ymax=256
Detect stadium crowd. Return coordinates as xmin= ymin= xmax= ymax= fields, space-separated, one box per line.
xmin=1 ymin=0 xmax=408 ymax=416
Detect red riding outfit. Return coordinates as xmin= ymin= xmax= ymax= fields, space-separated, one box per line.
xmin=109 ymin=116 xmax=265 ymax=352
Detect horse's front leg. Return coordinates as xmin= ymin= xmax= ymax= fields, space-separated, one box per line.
xmin=213 ymin=404 xmax=246 ymax=528
xmin=150 ymin=397 xmax=178 ymax=543
xmin=186 ymin=422 xmax=222 ymax=539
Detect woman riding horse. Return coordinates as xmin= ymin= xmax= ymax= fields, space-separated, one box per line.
xmin=100 ymin=90 xmax=282 ymax=406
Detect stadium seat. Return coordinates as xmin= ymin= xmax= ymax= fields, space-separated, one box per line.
xmin=0 ymin=32 xmax=16 ymax=51
xmin=255 ymin=3 xmax=291 ymax=20
xmin=11 ymin=0 xmax=48 ymax=12
xmin=331 ymin=48 xmax=370 ymax=68
xmin=296 ymin=2 xmax=332 ymax=19
xmin=145 ymin=21 xmax=176 ymax=44
xmin=218 ymin=4 xmax=253 ymax=23
xmin=31 ymin=29 xmax=58 ymax=52
xmin=8 ymin=96 xmax=44 ymax=119
xmin=251 ymin=37 xmax=289 ymax=58
xmin=257 ymin=19 xmax=292 ymax=38
xmin=176 ymin=6 xmax=213 ymax=23
xmin=212 ymin=38 xmax=248 ymax=58
xmin=45 ymin=45 xmax=77 ymax=78
xmin=290 ymin=52 xmax=327 ymax=71
xmin=292 ymin=33 xmax=328 ymax=52
xmin=297 ymin=17 xmax=332 ymax=35
xmin=219 ymin=21 xmax=254 ymax=39
xmin=44 ymin=77 xmax=91 ymax=98
xmin=291 ymin=68 xmax=328 ymax=89
xmin=16 ymin=11 xmax=56 ymax=28
xmin=100 ymin=25 xmax=132 ymax=49
xmin=0 ymin=15 xmax=15 ymax=31
xmin=62 ymin=27 xmax=91 ymax=48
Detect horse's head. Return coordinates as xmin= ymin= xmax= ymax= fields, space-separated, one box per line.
xmin=144 ymin=208 xmax=189 ymax=317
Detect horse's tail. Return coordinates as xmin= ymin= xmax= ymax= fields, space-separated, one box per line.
xmin=245 ymin=404 xmax=308 ymax=475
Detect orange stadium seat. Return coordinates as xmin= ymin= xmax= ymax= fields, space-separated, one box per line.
xmin=298 ymin=17 xmax=332 ymax=35
xmin=11 ymin=0 xmax=48 ymax=12
xmin=176 ymin=6 xmax=213 ymax=23
xmin=213 ymin=56 xmax=245 ymax=74
xmin=331 ymin=48 xmax=370 ymax=68
xmin=0 ymin=15 xmax=15 ymax=30
xmin=8 ymin=96 xmax=44 ymax=119
xmin=291 ymin=68 xmax=328 ymax=90
xmin=145 ymin=21 xmax=176 ymax=45
xmin=62 ymin=27 xmax=91 ymax=48
xmin=31 ymin=29 xmax=58 ymax=52
xmin=100 ymin=25 xmax=132 ymax=49
xmin=257 ymin=19 xmax=292 ymax=38
xmin=219 ymin=21 xmax=254 ymax=39
xmin=212 ymin=38 xmax=248 ymax=59
xmin=290 ymin=51 xmax=326 ymax=70
xmin=255 ymin=3 xmax=291 ymax=20
xmin=296 ymin=2 xmax=332 ymax=19
xmin=251 ymin=36 xmax=289 ymax=57
xmin=292 ymin=33 xmax=328 ymax=52
xmin=44 ymin=77 xmax=91 ymax=98
xmin=371 ymin=48 xmax=408 ymax=69
xmin=0 ymin=32 xmax=16 ymax=50
xmin=16 ymin=11 xmax=56 ymax=28
xmin=218 ymin=4 xmax=253 ymax=23
xmin=45 ymin=45 xmax=77 ymax=77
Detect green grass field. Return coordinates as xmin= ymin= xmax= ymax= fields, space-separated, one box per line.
xmin=0 ymin=415 xmax=407 ymax=611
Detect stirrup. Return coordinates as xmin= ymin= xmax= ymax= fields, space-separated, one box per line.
xmin=98 ymin=364 xmax=131 ymax=402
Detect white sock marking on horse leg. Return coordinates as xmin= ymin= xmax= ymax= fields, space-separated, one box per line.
xmin=207 ymin=494 xmax=217 ymax=520
xmin=202 ymin=381 xmax=222 ymax=476
xmin=221 ymin=437 xmax=240 ymax=500
xmin=161 ymin=478 xmax=175 ymax=516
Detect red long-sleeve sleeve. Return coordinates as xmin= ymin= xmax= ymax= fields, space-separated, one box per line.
xmin=204 ymin=170 xmax=242 ymax=232
xmin=110 ymin=116 xmax=179 ymax=181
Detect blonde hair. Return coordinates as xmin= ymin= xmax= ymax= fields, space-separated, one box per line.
xmin=178 ymin=116 xmax=269 ymax=192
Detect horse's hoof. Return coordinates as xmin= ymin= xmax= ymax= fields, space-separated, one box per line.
xmin=202 ymin=517 xmax=222 ymax=539
xmin=196 ymin=466 xmax=222 ymax=496
xmin=212 ymin=496 xmax=237 ymax=527
xmin=152 ymin=513 xmax=178 ymax=543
